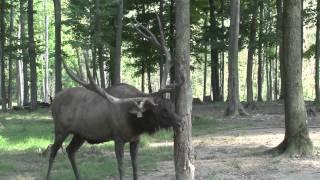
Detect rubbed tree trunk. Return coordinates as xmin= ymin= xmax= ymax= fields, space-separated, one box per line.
xmin=225 ymin=0 xmax=247 ymax=116
xmin=111 ymin=0 xmax=123 ymax=85
xmin=272 ymin=0 xmax=313 ymax=156
xmin=28 ymin=0 xmax=37 ymax=110
xmin=53 ymin=0 xmax=62 ymax=94
xmin=20 ymin=0 xmax=29 ymax=105
xmin=257 ymin=1 xmax=264 ymax=102
xmin=174 ymin=0 xmax=195 ymax=179
xmin=8 ymin=0 xmax=14 ymax=109
xmin=1 ymin=0 xmax=6 ymax=111
xmin=315 ymin=0 xmax=320 ymax=103
xmin=44 ymin=0 xmax=49 ymax=103
xmin=209 ymin=0 xmax=220 ymax=102
xmin=246 ymin=0 xmax=258 ymax=104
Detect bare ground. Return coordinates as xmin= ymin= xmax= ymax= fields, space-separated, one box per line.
xmin=139 ymin=102 xmax=320 ymax=180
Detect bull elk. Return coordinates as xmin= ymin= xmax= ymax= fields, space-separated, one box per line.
xmin=46 ymin=14 xmax=183 ymax=180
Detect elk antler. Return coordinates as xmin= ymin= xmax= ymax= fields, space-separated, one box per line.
xmin=62 ymin=50 xmax=156 ymax=107
xmin=135 ymin=14 xmax=177 ymax=91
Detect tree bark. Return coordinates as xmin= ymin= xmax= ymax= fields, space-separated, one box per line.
xmin=44 ymin=0 xmax=49 ymax=103
xmin=225 ymin=0 xmax=247 ymax=116
xmin=53 ymin=0 xmax=62 ymax=94
xmin=273 ymin=0 xmax=313 ymax=156
xmin=246 ymin=0 xmax=258 ymax=104
xmin=111 ymin=0 xmax=123 ymax=85
xmin=174 ymin=0 xmax=195 ymax=179
xmin=257 ymin=1 xmax=264 ymax=102
xmin=147 ymin=60 xmax=152 ymax=93
xmin=277 ymin=0 xmax=285 ymax=100
xmin=315 ymin=0 xmax=320 ymax=103
xmin=1 ymin=0 xmax=6 ymax=111
xmin=8 ymin=0 xmax=14 ymax=109
xmin=28 ymin=0 xmax=37 ymax=110
xmin=159 ymin=0 xmax=164 ymax=85
xmin=20 ymin=0 xmax=29 ymax=105
xmin=220 ymin=0 xmax=225 ymax=101
xmin=209 ymin=0 xmax=220 ymax=102
xmin=203 ymin=41 xmax=208 ymax=101
xmin=96 ymin=0 xmax=105 ymax=88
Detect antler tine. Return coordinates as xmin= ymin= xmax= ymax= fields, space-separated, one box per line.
xmin=155 ymin=13 xmax=173 ymax=90
xmin=135 ymin=18 xmax=162 ymax=50
xmin=62 ymin=58 xmax=89 ymax=87
xmin=63 ymin=50 xmax=157 ymax=105
xmin=82 ymin=50 xmax=121 ymax=103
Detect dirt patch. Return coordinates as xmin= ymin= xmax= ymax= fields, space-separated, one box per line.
xmin=140 ymin=103 xmax=320 ymax=180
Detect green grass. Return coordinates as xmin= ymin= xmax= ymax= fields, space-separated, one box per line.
xmin=0 ymin=109 xmax=252 ymax=179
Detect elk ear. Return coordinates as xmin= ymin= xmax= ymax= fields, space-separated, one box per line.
xmin=128 ymin=100 xmax=157 ymax=118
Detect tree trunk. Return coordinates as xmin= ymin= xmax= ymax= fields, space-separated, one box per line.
xmin=203 ymin=15 xmax=208 ymax=101
xmin=141 ymin=59 xmax=145 ymax=93
xmin=169 ymin=0 xmax=175 ymax=101
xmin=76 ymin=48 xmax=85 ymax=80
xmin=44 ymin=0 xmax=49 ymax=103
xmin=16 ymin=55 xmax=24 ymax=107
xmin=225 ymin=0 xmax=247 ymax=116
xmin=220 ymin=0 xmax=225 ymax=102
xmin=111 ymin=0 xmax=123 ymax=85
xmin=277 ymin=0 xmax=285 ymax=100
xmin=174 ymin=0 xmax=195 ymax=179
xmin=8 ymin=0 xmax=14 ymax=109
xmin=266 ymin=55 xmax=270 ymax=101
xmin=1 ymin=0 xmax=6 ymax=111
xmin=273 ymin=0 xmax=313 ymax=156
xmin=53 ymin=0 xmax=62 ymax=94
xmin=20 ymin=0 xmax=29 ymax=105
xmin=209 ymin=0 xmax=220 ymax=102
xmin=96 ymin=0 xmax=105 ymax=88
xmin=147 ymin=60 xmax=152 ymax=93
xmin=203 ymin=42 xmax=208 ymax=101
xmin=315 ymin=0 xmax=320 ymax=103
xmin=257 ymin=1 xmax=264 ymax=102
xmin=159 ymin=0 xmax=164 ymax=85
xmin=28 ymin=0 xmax=37 ymax=110
xmin=246 ymin=0 xmax=258 ymax=104
xmin=274 ymin=46 xmax=279 ymax=100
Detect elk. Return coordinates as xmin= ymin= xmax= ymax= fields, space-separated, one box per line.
xmin=46 ymin=15 xmax=182 ymax=180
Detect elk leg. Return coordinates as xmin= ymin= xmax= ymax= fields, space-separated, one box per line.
xmin=130 ymin=140 xmax=140 ymax=180
xmin=114 ymin=140 xmax=125 ymax=180
xmin=46 ymin=133 xmax=68 ymax=180
xmin=66 ymin=135 xmax=85 ymax=180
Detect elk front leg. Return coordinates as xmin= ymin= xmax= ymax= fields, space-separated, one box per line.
xmin=115 ymin=139 xmax=125 ymax=180
xmin=130 ymin=139 xmax=140 ymax=180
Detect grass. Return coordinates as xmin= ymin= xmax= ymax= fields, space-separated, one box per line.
xmin=0 ymin=109 xmax=252 ymax=179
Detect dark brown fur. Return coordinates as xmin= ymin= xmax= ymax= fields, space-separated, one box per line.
xmin=46 ymin=83 xmax=180 ymax=180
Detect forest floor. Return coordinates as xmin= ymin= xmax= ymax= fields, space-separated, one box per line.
xmin=140 ymin=102 xmax=320 ymax=180
xmin=1 ymin=102 xmax=320 ymax=180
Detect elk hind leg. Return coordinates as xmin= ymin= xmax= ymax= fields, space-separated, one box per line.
xmin=115 ymin=140 xmax=125 ymax=180
xmin=130 ymin=140 xmax=140 ymax=180
xmin=46 ymin=133 xmax=68 ymax=180
xmin=66 ymin=135 xmax=84 ymax=180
